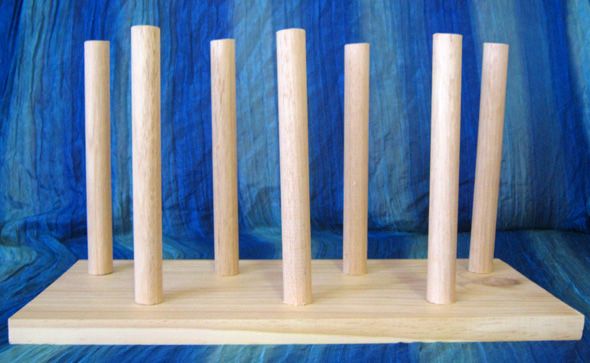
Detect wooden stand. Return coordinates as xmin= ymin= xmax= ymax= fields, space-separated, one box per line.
xmin=8 ymin=259 xmax=583 ymax=344
xmin=9 ymin=28 xmax=584 ymax=346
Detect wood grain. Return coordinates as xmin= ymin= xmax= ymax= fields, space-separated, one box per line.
xmin=427 ymin=33 xmax=463 ymax=304
xmin=8 ymin=259 xmax=583 ymax=344
xmin=210 ymin=39 xmax=239 ymax=276
xmin=276 ymin=28 xmax=312 ymax=305
xmin=343 ymin=43 xmax=370 ymax=275
xmin=469 ymin=43 xmax=509 ymax=274
xmin=131 ymin=25 xmax=163 ymax=305
xmin=84 ymin=41 xmax=113 ymax=276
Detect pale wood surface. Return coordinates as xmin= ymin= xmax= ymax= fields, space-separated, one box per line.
xmin=210 ymin=39 xmax=239 ymax=276
xmin=276 ymin=28 xmax=312 ymax=305
xmin=427 ymin=33 xmax=463 ymax=304
xmin=8 ymin=259 xmax=583 ymax=345
xmin=469 ymin=43 xmax=509 ymax=274
xmin=84 ymin=41 xmax=113 ymax=276
xmin=131 ymin=26 xmax=163 ymax=305
xmin=343 ymin=43 xmax=370 ymax=275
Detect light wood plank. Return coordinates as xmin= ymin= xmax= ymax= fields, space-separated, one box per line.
xmin=9 ymin=259 xmax=583 ymax=344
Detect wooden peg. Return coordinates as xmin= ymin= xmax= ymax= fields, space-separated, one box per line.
xmin=469 ymin=43 xmax=509 ymax=274
xmin=343 ymin=43 xmax=370 ymax=275
xmin=426 ymin=33 xmax=463 ymax=305
xmin=131 ymin=25 xmax=163 ymax=305
xmin=276 ymin=28 xmax=312 ymax=305
xmin=84 ymin=41 xmax=113 ymax=276
xmin=210 ymin=39 xmax=239 ymax=276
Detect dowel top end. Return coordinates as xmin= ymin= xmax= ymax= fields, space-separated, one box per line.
xmin=345 ymin=42 xmax=370 ymax=49
xmin=433 ymin=33 xmax=463 ymax=42
xmin=483 ymin=42 xmax=510 ymax=51
xmin=210 ymin=38 xmax=235 ymax=46
xmin=276 ymin=28 xmax=305 ymax=37
xmin=84 ymin=40 xmax=109 ymax=46
xmin=131 ymin=25 xmax=160 ymax=34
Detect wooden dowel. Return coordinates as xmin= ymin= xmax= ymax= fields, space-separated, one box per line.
xmin=469 ymin=43 xmax=509 ymax=274
xmin=84 ymin=41 xmax=113 ymax=276
xmin=210 ymin=39 xmax=239 ymax=276
xmin=276 ymin=28 xmax=312 ymax=305
xmin=131 ymin=25 xmax=163 ymax=305
xmin=426 ymin=33 xmax=462 ymax=305
xmin=343 ymin=43 xmax=370 ymax=275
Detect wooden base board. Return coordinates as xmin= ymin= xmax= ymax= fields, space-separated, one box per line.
xmin=9 ymin=259 xmax=583 ymax=344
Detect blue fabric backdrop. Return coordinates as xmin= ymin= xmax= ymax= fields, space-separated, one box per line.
xmin=1 ymin=0 xmax=590 ymax=361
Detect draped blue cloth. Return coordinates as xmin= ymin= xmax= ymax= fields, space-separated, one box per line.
xmin=1 ymin=0 xmax=589 ymax=361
